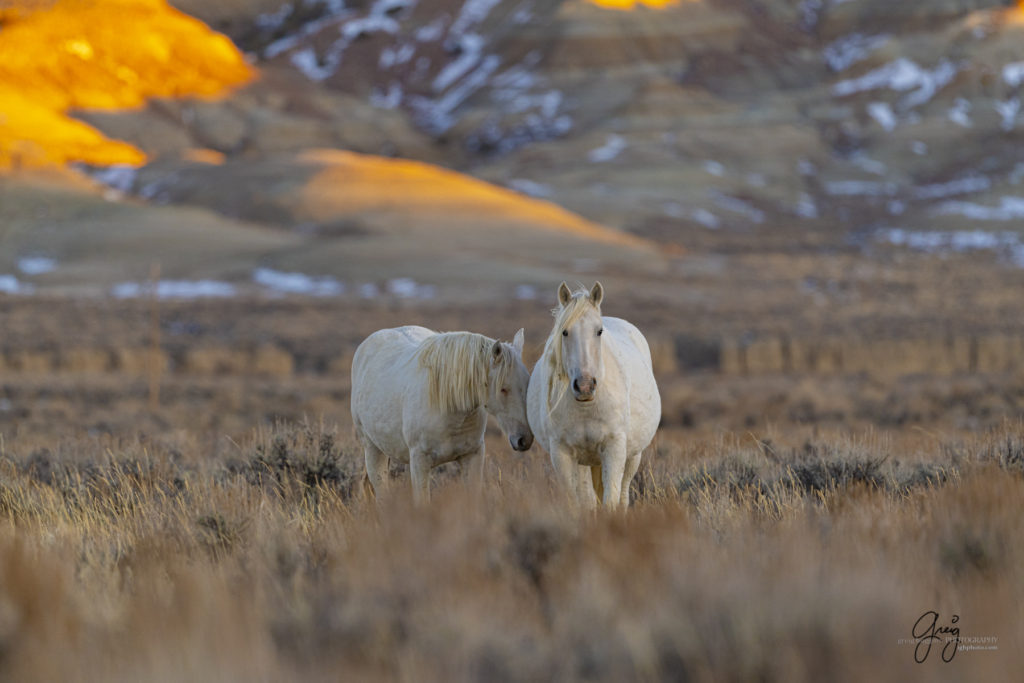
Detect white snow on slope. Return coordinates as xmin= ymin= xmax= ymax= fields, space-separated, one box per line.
xmin=833 ymin=58 xmax=957 ymax=108
xmin=948 ymin=98 xmax=972 ymax=127
xmin=588 ymin=134 xmax=626 ymax=163
xmin=0 ymin=275 xmax=30 ymax=295
xmin=1004 ymin=62 xmax=1024 ymax=88
xmin=823 ymin=33 xmax=889 ymax=72
xmin=18 ymin=257 xmax=57 ymax=275
xmin=254 ymin=268 xmax=343 ymax=297
xmin=995 ymin=98 xmax=1020 ymax=132
xmin=112 ymin=280 xmax=237 ymax=299
xmin=878 ymin=228 xmax=1024 ymax=267
xmin=867 ymin=101 xmax=897 ymax=131
xmin=933 ymin=197 xmax=1024 ymax=221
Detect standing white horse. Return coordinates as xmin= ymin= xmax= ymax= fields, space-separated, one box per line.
xmin=527 ymin=282 xmax=660 ymax=510
xmin=352 ymin=326 xmax=533 ymax=503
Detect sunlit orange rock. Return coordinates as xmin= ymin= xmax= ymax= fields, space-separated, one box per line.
xmin=585 ymin=0 xmax=681 ymax=10
xmin=0 ymin=0 xmax=253 ymax=171
xmin=294 ymin=149 xmax=653 ymax=249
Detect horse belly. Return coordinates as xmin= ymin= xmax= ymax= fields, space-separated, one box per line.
xmin=352 ymin=329 xmax=427 ymax=463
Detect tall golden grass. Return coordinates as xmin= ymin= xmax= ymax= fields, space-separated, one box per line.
xmin=0 ymin=420 xmax=1020 ymax=681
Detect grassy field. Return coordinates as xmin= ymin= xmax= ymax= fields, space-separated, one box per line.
xmin=0 ymin=238 xmax=1020 ymax=683
xmin=0 ymin=294 xmax=1019 ymax=680
xmin=0 ymin=417 xmax=1020 ymax=681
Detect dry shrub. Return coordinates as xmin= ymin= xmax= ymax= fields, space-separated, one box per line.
xmin=183 ymin=347 xmax=250 ymax=375
xmin=250 ymin=345 xmax=294 ymax=377
xmin=0 ymin=423 xmax=1019 ymax=680
xmin=114 ymin=347 xmax=169 ymax=375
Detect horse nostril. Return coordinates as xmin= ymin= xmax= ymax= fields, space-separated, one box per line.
xmin=572 ymin=378 xmax=580 ymax=393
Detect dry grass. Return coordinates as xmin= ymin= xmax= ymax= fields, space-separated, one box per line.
xmin=0 ymin=420 xmax=1020 ymax=681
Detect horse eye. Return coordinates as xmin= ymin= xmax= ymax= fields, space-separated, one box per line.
xmin=597 ymin=329 xmax=603 ymax=336
xmin=500 ymin=388 xmax=509 ymax=395
xmin=562 ymin=330 xmax=568 ymax=337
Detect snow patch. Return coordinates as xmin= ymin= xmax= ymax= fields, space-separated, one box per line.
xmin=588 ymin=134 xmax=626 ymax=163
xmin=411 ymin=54 xmax=501 ymax=132
xmin=508 ymin=179 xmax=552 ymax=198
xmin=796 ymin=194 xmax=819 ymax=219
xmin=253 ymin=268 xmax=343 ymax=297
xmin=18 ymin=256 xmax=56 ymax=275
xmin=91 ymin=165 xmax=137 ymax=194
xmin=913 ymin=176 xmax=990 ymax=200
xmin=1010 ymin=163 xmax=1024 ymax=185
xmin=877 ymin=228 xmax=1024 ymax=267
xmin=515 ymin=284 xmax=537 ymax=300
xmin=379 ymin=43 xmax=415 ymax=69
xmin=112 ymin=280 xmax=237 ymax=299
xmin=0 ymin=275 xmax=30 ymax=295
xmin=434 ymin=33 xmax=485 ymax=91
xmin=415 ymin=18 xmax=445 ymax=42
xmin=995 ymin=98 xmax=1020 ymax=132
xmin=702 ymin=160 xmax=725 ymax=177
xmin=691 ymin=209 xmax=720 ymax=229
xmin=850 ymin=153 xmax=887 ymax=176
xmin=1004 ymin=62 xmax=1024 ymax=88
xmin=948 ymin=98 xmax=972 ymax=127
xmin=711 ymin=192 xmax=765 ymax=224
xmin=933 ymin=197 xmax=1024 ymax=221
xmin=370 ymin=82 xmax=403 ymax=109
xmin=256 ymin=3 xmax=293 ymax=31
xmin=833 ymin=58 xmax=957 ymax=108
xmin=825 ymin=180 xmax=897 ymax=197
xmin=387 ymin=277 xmax=435 ymax=298
xmin=867 ymin=101 xmax=897 ymax=131
xmin=450 ymin=0 xmax=502 ymax=36
xmin=823 ymin=33 xmax=889 ymax=73
xmin=291 ymin=48 xmax=334 ymax=81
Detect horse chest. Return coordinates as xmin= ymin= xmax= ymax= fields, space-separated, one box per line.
xmin=556 ymin=408 xmax=618 ymax=465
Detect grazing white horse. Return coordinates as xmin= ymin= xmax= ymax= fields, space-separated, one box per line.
xmin=351 ymin=326 xmax=533 ymax=503
xmin=527 ymin=282 xmax=660 ymax=510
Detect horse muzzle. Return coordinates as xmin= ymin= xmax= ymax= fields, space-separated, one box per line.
xmin=572 ymin=376 xmax=597 ymax=402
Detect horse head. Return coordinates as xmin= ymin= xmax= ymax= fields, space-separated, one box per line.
xmin=488 ymin=328 xmax=534 ymax=451
xmin=553 ymin=281 xmax=605 ymax=403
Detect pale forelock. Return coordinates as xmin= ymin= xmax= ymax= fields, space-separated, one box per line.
xmin=418 ymin=332 xmax=515 ymax=413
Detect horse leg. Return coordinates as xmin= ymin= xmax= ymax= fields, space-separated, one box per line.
xmin=620 ymin=451 xmax=642 ymax=508
xmin=600 ymin=436 xmax=628 ymax=511
xmin=589 ymin=466 xmax=604 ymax=504
xmin=362 ymin=437 xmax=389 ymax=501
xmin=550 ymin=447 xmax=580 ymax=507
xmin=573 ymin=465 xmax=598 ymax=509
xmin=461 ymin=443 xmax=486 ymax=490
xmin=409 ymin=448 xmax=432 ymax=505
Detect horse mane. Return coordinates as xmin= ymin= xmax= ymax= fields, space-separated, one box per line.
xmin=418 ymin=332 xmax=515 ymax=413
xmin=545 ymin=288 xmax=599 ymax=407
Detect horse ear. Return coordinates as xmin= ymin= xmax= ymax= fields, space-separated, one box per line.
xmin=590 ymin=281 xmax=604 ymax=308
xmin=557 ymin=281 xmax=572 ymax=306
xmin=512 ymin=328 xmax=525 ymax=355
xmin=491 ymin=340 xmax=503 ymax=363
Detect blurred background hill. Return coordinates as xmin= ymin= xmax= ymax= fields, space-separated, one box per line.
xmin=2 ymin=0 xmax=1024 ymax=438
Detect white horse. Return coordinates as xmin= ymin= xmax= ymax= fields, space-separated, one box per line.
xmin=527 ymin=282 xmax=660 ymax=510
xmin=351 ymin=326 xmax=533 ymax=503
